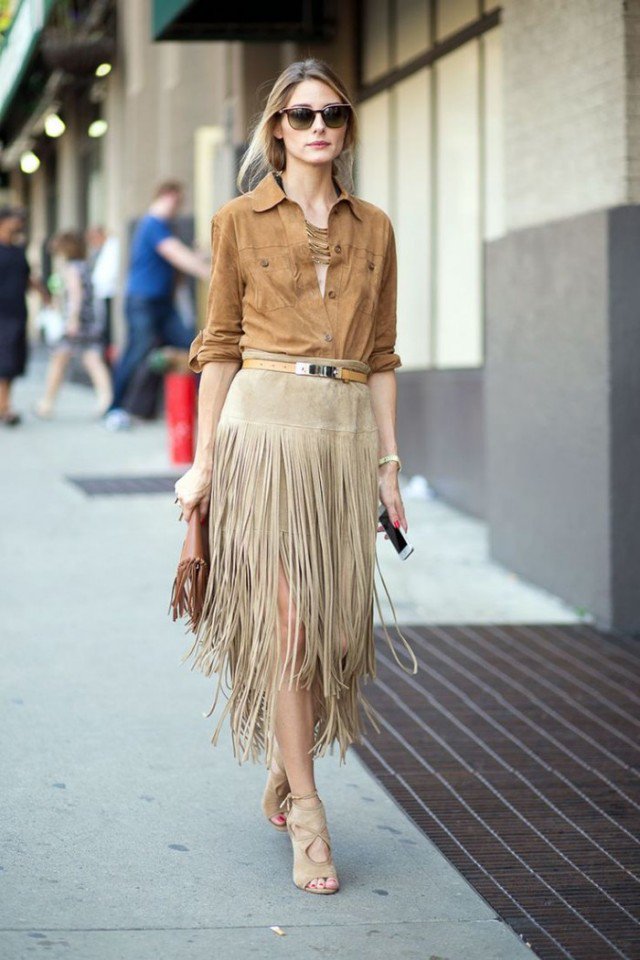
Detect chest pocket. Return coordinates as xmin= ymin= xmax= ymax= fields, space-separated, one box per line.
xmin=246 ymin=252 xmax=296 ymax=312
xmin=347 ymin=248 xmax=383 ymax=316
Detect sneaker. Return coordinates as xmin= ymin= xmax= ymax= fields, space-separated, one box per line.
xmin=104 ymin=408 xmax=132 ymax=431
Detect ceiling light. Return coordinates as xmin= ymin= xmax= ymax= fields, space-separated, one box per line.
xmin=44 ymin=113 xmax=66 ymax=138
xmin=20 ymin=151 xmax=40 ymax=174
xmin=95 ymin=63 xmax=112 ymax=77
xmin=88 ymin=119 xmax=108 ymax=138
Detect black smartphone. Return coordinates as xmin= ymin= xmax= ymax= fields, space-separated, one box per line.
xmin=378 ymin=505 xmax=414 ymax=560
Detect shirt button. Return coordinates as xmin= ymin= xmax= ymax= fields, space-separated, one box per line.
xmin=260 ymin=258 xmax=269 ymax=267
xmin=327 ymin=289 xmax=336 ymax=298
xmin=324 ymin=332 xmax=333 ymax=342
xmin=368 ymin=261 xmax=375 ymax=271
xmin=334 ymin=244 xmax=342 ymax=253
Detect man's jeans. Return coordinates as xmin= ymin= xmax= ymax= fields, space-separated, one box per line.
xmin=110 ymin=295 xmax=195 ymax=410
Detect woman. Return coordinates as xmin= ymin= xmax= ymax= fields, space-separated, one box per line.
xmin=35 ymin=231 xmax=112 ymax=419
xmin=0 ymin=207 xmax=31 ymax=426
xmin=174 ymin=58 xmax=416 ymax=895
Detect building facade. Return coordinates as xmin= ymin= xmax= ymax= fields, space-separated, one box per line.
xmin=1 ymin=0 xmax=639 ymax=632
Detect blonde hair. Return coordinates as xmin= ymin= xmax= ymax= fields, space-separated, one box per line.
xmin=237 ymin=58 xmax=359 ymax=194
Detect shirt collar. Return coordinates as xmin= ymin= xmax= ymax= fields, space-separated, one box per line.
xmin=250 ymin=170 xmax=363 ymax=222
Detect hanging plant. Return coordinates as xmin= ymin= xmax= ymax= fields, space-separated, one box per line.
xmin=41 ymin=0 xmax=114 ymax=75
xmin=0 ymin=0 xmax=18 ymax=35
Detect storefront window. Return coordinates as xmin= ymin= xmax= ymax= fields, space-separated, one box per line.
xmin=394 ymin=0 xmax=430 ymax=68
xmin=356 ymin=90 xmax=392 ymax=211
xmin=358 ymin=0 xmax=502 ymax=370
xmin=435 ymin=0 xmax=480 ymax=41
xmin=361 ymin=0 xmax=391 ymax=84
xmin=434 ymin=42 xmax=481 ymax=367
xmin=394 ymin=69 xmax=431 ymax=367
xmin=482 ymin=27 xmax=504 ymax=242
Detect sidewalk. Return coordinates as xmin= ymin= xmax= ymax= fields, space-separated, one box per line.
xmin=0 ymin=362 xmax=559 ymax=960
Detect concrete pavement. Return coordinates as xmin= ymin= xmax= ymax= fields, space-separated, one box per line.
xmin=1 ymin=358 xmax=549 ymax=959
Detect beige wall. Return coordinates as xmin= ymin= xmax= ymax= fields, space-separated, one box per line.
xmin=117 ymin=0 xmax=235 ymax=223
xmin=104 ymin=0 xmax=250 ymax=339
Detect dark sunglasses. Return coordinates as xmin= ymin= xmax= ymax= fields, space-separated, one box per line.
xmin=278 ymin=103 xmax=351 ymax=130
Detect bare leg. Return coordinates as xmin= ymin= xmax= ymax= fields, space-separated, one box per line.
xmin=274 ymin=556 xmax=339 ymax=892
xmin=81 ymin=349 xmax=113 ymax=415
xmin=0 ymin=379 xmax=11 ymax=416
xmin=36 ymin=349 xmax=71 ymax=416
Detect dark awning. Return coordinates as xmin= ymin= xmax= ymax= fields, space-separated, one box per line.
xmin=152 ymin=0 xmax=333 ymax=42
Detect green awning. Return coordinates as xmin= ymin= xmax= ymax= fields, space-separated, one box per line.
xmin=0 ymin=0 xmax=56 ymax=126
xmin=152 ymin=0 xmax=333 ymax=42
xmin=152 ymin=0 xmax=193 ymax=40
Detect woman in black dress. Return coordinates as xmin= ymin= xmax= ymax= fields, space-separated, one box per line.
xmin=0 ymin=207 xmax=31 ymax=426
xmin=35 ymin=230 xmax=112 ymax=418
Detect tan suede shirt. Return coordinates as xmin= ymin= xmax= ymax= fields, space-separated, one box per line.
xmin=188 ymin=170 xmax=402 ymax=375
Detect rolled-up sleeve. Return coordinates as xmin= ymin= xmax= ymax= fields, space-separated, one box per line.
xmin=188 ymin=213 xmax=244 ymax=372
xmin=368 ymin=219 xmax=402 ymax=374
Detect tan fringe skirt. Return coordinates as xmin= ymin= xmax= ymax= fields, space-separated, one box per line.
xmin=183 ymin=347 xmax=416 ymax=766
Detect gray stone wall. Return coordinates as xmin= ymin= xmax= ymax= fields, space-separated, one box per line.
xmin=486 ymin=206 xmax=640 ymax=631
xmin=502 ymin=0 xmax=633 ymax=231
xmin=397 ymin=370 xmax=485 ymax=520
xmin=608 ymin=206 xmax=640 ymax=630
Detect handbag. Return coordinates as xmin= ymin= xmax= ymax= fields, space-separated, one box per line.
xmin=168 ymin=506 xmax=210 ymax=632
xmin=37 ymin=306 xmax=65 ymax=346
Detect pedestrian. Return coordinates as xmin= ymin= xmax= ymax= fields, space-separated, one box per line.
xmin=86 ymin=225 xmax=120 ymax=357
xmin=174 ymin=58 xmax=416 ymax=895
xmin=0 ymin=206 xmax=47 ymax=426
xmin=104 ymin=180 xmax=210 ymax=431
xmin=35 ymin=231 xmax=113 ymax=418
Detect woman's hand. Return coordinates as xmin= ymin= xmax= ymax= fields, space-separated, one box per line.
xmin=174 ymin=464 xmax=212 ymax=523
xmin=377 ymin=462 xmax=407 ymax=537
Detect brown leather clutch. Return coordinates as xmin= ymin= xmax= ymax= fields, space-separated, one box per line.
xmin=168 ymin=507 xmax=210 ymax=633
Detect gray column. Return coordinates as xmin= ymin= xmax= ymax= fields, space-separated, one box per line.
xmin=56 ymin=101 xmax=81 ymax=228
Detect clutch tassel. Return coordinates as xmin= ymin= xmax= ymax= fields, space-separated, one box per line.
xmin=169 ymin=556 xmax=209 ymax=632
xmin=168 ymin=507 xmax=210 ymax=633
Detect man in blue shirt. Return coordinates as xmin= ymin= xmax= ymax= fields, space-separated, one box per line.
xmin=105 ymin=180 xmax=209 ymax=430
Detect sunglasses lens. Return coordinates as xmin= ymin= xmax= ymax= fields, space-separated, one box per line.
xmin=323 ymin=105 xmax=350 ymax=128
xmin=287 ymin=108 xmax=315 ymax=130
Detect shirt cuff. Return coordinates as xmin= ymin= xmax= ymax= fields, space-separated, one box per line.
xmin=368 ymin=352 xmax=402 ymax=374
xmin=188 ymin=330 xmax=242 ymax=372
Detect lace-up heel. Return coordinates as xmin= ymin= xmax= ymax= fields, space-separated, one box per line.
xmin=261 ymin=742 xmax=290 ymax=831
xmin=281 ymin=790 xmax=340 ymax=894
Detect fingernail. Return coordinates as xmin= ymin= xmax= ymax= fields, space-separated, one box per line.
xmin=394 ymin=520 xmax=400 ymax=528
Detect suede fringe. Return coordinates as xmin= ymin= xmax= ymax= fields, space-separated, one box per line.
xmin=181 ymin=412 xmax=384 ymax=767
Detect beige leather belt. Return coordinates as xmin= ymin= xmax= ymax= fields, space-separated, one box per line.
xmin=241 ymin=358 xmax=369 ymax=383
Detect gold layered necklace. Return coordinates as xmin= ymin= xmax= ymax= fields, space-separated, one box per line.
xmin=274 ymin=171 xmax=333 ymax=264
xmin=305 ymin=219 xmax=331 ymax=264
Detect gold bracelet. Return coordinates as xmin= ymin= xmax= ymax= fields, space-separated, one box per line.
xmin=378 ymin=454 xmax=401 ymax=472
